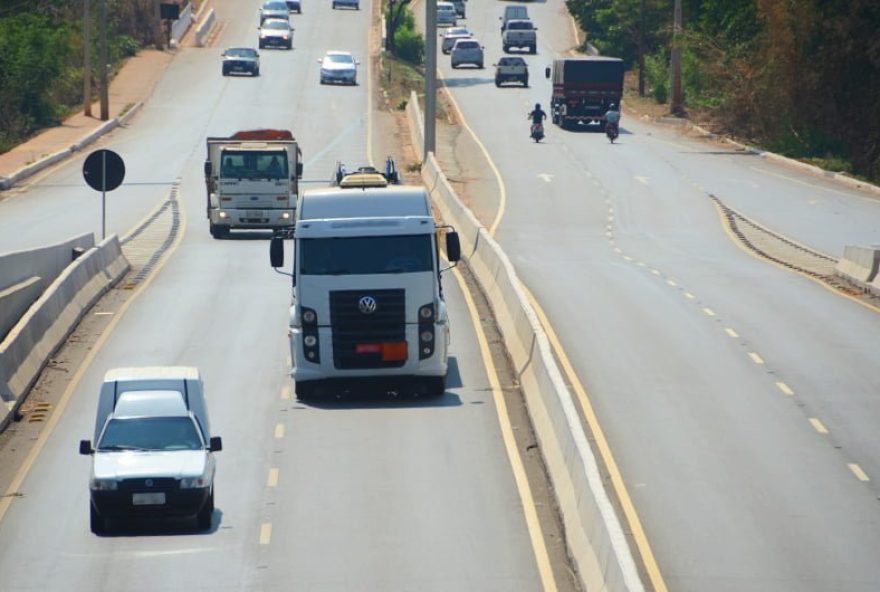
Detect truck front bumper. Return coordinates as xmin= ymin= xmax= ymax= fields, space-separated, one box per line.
xmin=210 ymin=208 xmax=294 ymax=229
xmin=91 ymin=486 xmax=211 ymax=520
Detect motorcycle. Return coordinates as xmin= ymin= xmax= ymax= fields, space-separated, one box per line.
xmin=606 ymin=121 xmax=619 ymax=143
xmin=530 ymin=122 xmax=545 ymax=143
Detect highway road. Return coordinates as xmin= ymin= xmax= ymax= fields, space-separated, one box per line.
xmin=424 ymin=2 xmax=880 ymax=591
xmin=0 ymin=1 xmax=565 ymax=590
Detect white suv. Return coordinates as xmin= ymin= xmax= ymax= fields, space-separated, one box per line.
xmin=450 ymin=38 xmax=484 ymax=69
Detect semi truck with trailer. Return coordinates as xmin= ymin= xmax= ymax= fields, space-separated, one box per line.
xmin=203 ymin=129 xmax=303 ymax=238
xmin=269 ymin=174 xmax=461 ymax=399
xmin=545 ymin=56 xmax=624 ymax=130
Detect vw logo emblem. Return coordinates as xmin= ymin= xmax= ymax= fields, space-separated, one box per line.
xmin=358 ymin=296 xmax=378 ymax=315
xmin=145 ymin=479 xmax=154 ymax=488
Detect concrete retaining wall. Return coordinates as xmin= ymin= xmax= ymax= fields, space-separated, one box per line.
xmin=0 ymin=277 xmax=43 ymax=341
xmin=0 ymin=235 xmax=129 ymax=429
xmin=412 ymin=91 xmax=644 ymax=592
xmin=195 ymin=9 xmax=216 ymax=47
xmin=0 ymin=234 xmax=95 ymax=335
xmin=834 ymin=245 xmax=880 ymax=289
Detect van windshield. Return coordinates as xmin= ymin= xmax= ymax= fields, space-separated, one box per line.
xmin=300 ymin=234 xmax=434 ymax=275
xmin=98 ymin=417 xmax=204 ymax=451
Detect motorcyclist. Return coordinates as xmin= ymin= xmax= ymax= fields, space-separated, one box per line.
xmin=528 ymin=103 xmax=547 ymax=125
xmin=605 ymin=103 xmax=621 ymax=127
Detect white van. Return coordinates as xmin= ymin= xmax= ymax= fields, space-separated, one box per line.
xmin=500 ymin=5 xmax=528 ymax=32
xmin=79 ymin=367 xmax=222 ymax=533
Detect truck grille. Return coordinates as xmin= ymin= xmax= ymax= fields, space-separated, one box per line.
xmin=119 ymin=478 xmax=178 ymax=491
xmin=330 ymin=289 xmax=406 ymax=369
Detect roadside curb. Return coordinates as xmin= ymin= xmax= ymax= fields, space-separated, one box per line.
xmin=0 ymin=101 xmax=145 ymax=192
xmin=645 ymin=113 xmax=880 ymax=198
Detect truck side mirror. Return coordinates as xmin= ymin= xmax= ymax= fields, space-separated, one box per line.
xmin=445 ymin=231 xmax=461 ymax=262
xmin=296 ymin=162 xmax=303 ymax=178
xmin=203 ymin=160 xmax=212 ymax=176
xmin=270 ymin=236 xmax=285 ymax=268
xmin=209 ymin=436 xmax=223 ymax=452
xmin=79 ymin=440 xmax=94 ymax=455
xmin=545 ymin=66 xmax=551 ymax=79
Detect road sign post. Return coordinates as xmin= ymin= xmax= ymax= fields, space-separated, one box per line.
xmin=82 ymin=149 xmax=125 ymax=239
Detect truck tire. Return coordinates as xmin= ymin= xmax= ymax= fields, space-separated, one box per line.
xmin=196 ymin=490 xmax=214 ymax=530
xmin=495 ymin=78 xmax=501 ymax=87
xmin=522 ymin=76 xmax=529 ymax=87
xmin=295 ymin=381 xmax=316 ymax=400
xmin=209 ymin=224 xmax=229 ymax=239
xmin=502 ymin=44 xmax=509 ymax=53
xmin=425 ymin=376 xmax=446 ymax=397
xmin=530 ymin=45 xmax=537 ymax=55
xmin=90 ymin=505 xmax=106 ymax=534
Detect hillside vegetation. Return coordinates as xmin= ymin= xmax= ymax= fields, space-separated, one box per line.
xmin=566 ymin=0 xmax=880 ymax=180
xmin=0 ymin=0 xmax=157 ymax=153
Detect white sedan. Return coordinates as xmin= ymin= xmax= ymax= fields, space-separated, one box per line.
xmin=440 ymin=26 xmax=472 ymax=54
xmin=318 ymin=51 xmax=359 ymax=85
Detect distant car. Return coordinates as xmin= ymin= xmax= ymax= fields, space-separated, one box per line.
xmin=494 ymin=56 xmax=528 ymax=87
xmin=319 ymin=50 xmax=359 ymax=85
xmin=450 ymin=38 xmax=483 ymax=69
xmin=500 ymin=5 xmax=528 ymax=32
xmin=502 ymin=19 xmax=537 ymax=54
xmin=451 ymin=0 xmax=465 ymax=18
xmin=221 ymin=47 xmax=260 ymax=76
xmin=441 ymin=26 xmax=472 ymax=54
xmin=332 ymin=0 xmax=359 ymax=9
xmin=285 ymin=0 xmax=302 ymax=13
xmin=436 ymin=2 xmax=457 ymax=26
xmin=260 ymin=0 xmax=290 ymax=22
xmin=259 ymin=18 xmax=293 ymax=49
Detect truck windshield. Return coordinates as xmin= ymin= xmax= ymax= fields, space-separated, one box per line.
xmin=220 ymin=150 xmax=288 ymax=180
xmin=98 ymin=417 xmax=204 ymax=451
xmin=300 ymin=234 xmax=433 ymax=275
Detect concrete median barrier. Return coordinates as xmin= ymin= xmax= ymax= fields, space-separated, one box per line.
xmin=834 ymin=245 xmax=880 ymax=290
xmin=414 ymin=96 xmax=644 ymax=590
xmin=0 ymin=235 xmax=130 ymax=430
xmin=195 ymin=9 xmax=216 ymax=48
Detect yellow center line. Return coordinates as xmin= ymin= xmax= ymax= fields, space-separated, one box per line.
xmin=748 ymin=352 xmax=765 ymax=365
xmin=520 ymin=282 xmax=668 ymax=592
xmin=260 ymin=522 xmax=273 ymax=545
xmin=666 ymin=280 xmax=677 ymax=287
xmin=267 ymin=468 xmax=280 ymax=487
xmin=808 ymin=418 xmax=829 ymax=434
xmin=274 ymin=423 xmax=285 ymax=439
xmin=703 ymin=307 xmax=715 ymax=317
xmin=450 ymin=267 xmax=558 ymax=592
xmin=623 ymin=255 xmax=633 ymax=262
xmin=651 ymin=269 xmax=661 ymax=276
xmin=724 ymin=327 xmax=739 ymax=338
xmin=848 ymin=464 xmax=870 ymax=482
xmin=684 ymin=292 xmax=695 ymax=300
xmin=775 ymin=382 xmax=794 ymax=396
xmin=280 ymin=385 xmax=291 ymax=400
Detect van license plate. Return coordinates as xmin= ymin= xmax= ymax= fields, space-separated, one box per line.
xmin=132 ymin=492 xmax=166 ymax=506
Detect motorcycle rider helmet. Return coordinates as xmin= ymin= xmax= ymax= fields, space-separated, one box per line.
xmin=609 ymin=103 xmax=617 ymax=110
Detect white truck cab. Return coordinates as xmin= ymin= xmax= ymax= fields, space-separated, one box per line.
xmin=270 ymin=184 xmax=460 ymax=399
xmin=79 ymin=367 xmax=222 ymax=533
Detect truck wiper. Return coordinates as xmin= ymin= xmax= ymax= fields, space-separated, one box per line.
xmin=98 ymin=444 xmax=145 ymax=451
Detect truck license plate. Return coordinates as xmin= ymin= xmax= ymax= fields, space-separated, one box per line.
xmin=132 ymin=492 xmax=166 ymax=506
xmin=247 ymin=210 xmax=263 ymax=218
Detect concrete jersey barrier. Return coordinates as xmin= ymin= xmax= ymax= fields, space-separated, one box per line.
xmin=834 ymin=245 xmax=880 ymax=289
xmin=410 ymin=92 xmax=644 ymax=592
xmin=0 ymin=235 xmax=130 ymax=430
xmin=195 ymin=9 xmax=216 ymax=48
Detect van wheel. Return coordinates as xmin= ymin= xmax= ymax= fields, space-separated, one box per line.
xmin=196 ymin=490 xmax=214 ymax=530
xmin=209 ymin=224 xmax=229 ymax=239
xmin=90 ymin=505 xmax=106 ymax=534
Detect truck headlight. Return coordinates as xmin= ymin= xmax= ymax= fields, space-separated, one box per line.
xmin=180 ymin=475 xmax=211 ymax=489
xmin=90 ymin=478 xmax=118 ymax=491
xmin=304 ymin=335 xmax=317 ymax=347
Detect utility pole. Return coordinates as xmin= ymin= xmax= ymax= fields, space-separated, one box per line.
xmin=83 ymin=0 xmax=92 ymax=116
xmin=423 ymin=0 xmax=437 ymax=157
xmin=98 ymin=0 xmax=109 ymax=121
xmin=638 ymin=0 xmax=645 ymax=97
xmin=670 ymin=0 xmax=683 ymax=115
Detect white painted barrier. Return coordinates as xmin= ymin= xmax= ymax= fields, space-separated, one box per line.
xmin=0 ymin=235 xmax=129 ymax=429
xmin=170 ymin=2 xmax=194 ymax=44
xmin=195 ymin=9 xmax=216 ymax=48
xmin=411 ymin=89 xmax=644 ymax=592
xmin=834 ymin=245 xmax=880 ymax=289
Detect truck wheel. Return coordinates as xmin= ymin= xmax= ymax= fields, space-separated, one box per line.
xmin=196 ymin=490 xmax=214 ymax=530
xmin=295 ymin=381 xmax=316 ymax=400
xmin=209 ymin=224 xmax=229 ymax=239
xmin=530 ymin=45 xmax=537 ymax=55
xmin=502 ymin=44 xmax=509 ymax=53
xmin=495 ymin=78 xmax=501 ymax=87
xmin=425 ymin=376 xmax=446 ymax=397
xmin=90 ymin=505 xmax=106 ymax=534
xmin=523 ymin=76 xmax=529 ymax=87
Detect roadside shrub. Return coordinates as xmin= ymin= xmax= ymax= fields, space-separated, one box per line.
xmin=394 ymin=28 xmax=424 ymax=66
xmin=644 ymin=50 xmax=668 ymax=104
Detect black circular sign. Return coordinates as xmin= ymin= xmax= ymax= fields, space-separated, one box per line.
xmin=83 ymin=149 xmax=125 ymax=192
